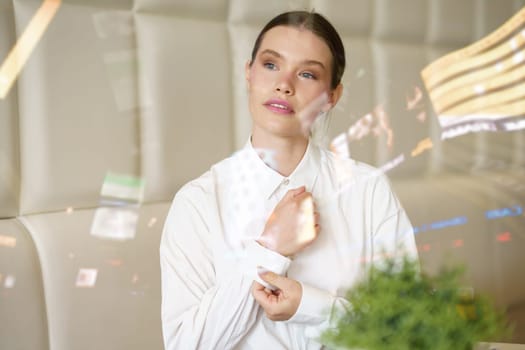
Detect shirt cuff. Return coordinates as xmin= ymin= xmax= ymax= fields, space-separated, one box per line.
xmin=243 ymin=240 xmax=291 ymax=290
xmin=287 ymin=282 xmax=335 ymax=325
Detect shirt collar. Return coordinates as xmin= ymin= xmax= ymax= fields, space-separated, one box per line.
xmin=241 ymin=137 xmax=321 ymax=200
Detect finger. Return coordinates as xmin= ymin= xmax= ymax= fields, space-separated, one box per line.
xmin=288 ymin=186 xmax=306 ymax=198
xmin=295 ymin=191 xmax=314 ymax=205
xmin=252 ymin=281 xmax=265 ymax=291
xmin=252 ymin=287 xmax=270 ymax=306
xmin=294 ymin=189 xmax=311 ymax=198
xmin=253 ymin=287 xmax=278 ymax=309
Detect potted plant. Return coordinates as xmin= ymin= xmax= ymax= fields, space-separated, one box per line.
xmin=322 ymin=257 xmax=510 ymax=350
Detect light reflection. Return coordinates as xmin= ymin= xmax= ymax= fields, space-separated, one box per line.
xmin=329 ymin=132 xmax=349 ymax=158
xmin=485 ymin=205 xmax=523 ymax=219
xmin=0 ymin=0 xmax=61 ymax=99
xmin=297 ymin=92 xmax=328 ymax=136
xmin=453 ymin=239 xmax=464 ymax=248
xmin=406 ymin=86 xmax=423 ymax=111
xmin=75 ymin=268 xmax=98 ymax=288
xmin=91 ymin=172 xmax=144 ymax=241
xmin=421 ymin=6 xmax=525 ymax=138
xmin=91 ymin=206 xmax=138 ymax=241
xmin=222 ymin=148 xmax=274 ymax=251
xmin=92 ymin=11 xmax=133 ymax=39
xmin=106 ymin=259 xmax=123 ymax=267
xmin=100 ymin=172 xmax=144 ymax=203
xmin=255 ymin=148 xmax=277 ymax=171
xmin=513 ymin=51 xmax=524 ymax=64
xmin=4 ymin=274 xmax=15 ymax=288
xmin=319 ymin=153 xmax=406 ymax=205
xmin=378 ymin=153 xmax=405 ymax=173
xmin=0 ymin=234 xmax=16 ymax=248
xmin=147 ymin=217 xmax=157 ymax=228
xmin=410 ymin=137 xmax=433 ymax=157
xmin=413 ymin=216 xmax=468 ymax=234
xmin=330 ymin=105 xmax=395 ymax=155
xmin=497 ymin=232 xmax=512 ymax=242
xmin=103 ymin=50 xmax=146 ymax=112
xmin=297 ymin=196 xmax=315 ymax=245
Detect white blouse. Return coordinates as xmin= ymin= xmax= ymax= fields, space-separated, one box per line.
xmin=160 ymin=140 xmax=418 ymax=350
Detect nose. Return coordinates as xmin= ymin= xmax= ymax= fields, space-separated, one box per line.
xmin=275 ymin=74 xmax=294 ymax=95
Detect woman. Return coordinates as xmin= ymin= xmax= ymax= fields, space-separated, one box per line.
xmin=160 ymin=10 xmax=417 ymax=349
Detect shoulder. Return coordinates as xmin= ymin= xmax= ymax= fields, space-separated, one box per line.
xmin=173 ymin=152 xmax=237 ymax=203
xmin=318 ymin=147 xmax=392 ymax=190
xmin=172 ymin=171 xmax=213 ymax=205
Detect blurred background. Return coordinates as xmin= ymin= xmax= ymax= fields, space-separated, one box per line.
xmin=0 ymin=0 xmax=524 ymax=349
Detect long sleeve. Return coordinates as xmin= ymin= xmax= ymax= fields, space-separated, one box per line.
xmin=160 ymin=185 xmax=259 ymax=350
xmin=370 ymin=175 xmax=419 ymax=263
xmin=285 ymin=282 xmax=350 ymax=341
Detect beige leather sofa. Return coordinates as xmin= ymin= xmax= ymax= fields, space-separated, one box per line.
xmin=1 ymin=1 xmax=524 ymax=349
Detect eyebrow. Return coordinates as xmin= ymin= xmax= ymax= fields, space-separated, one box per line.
xmin=259 ymin=49 xmax=326 ymax=71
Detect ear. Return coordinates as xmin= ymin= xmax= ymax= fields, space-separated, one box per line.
xmin=322 ymin=83 xmax=343 ymax=112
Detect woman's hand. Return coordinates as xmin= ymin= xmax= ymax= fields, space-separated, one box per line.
xmin=251 ymin=271 xmax=302 ymax=321
xmin=257 ymin=186 xmax=320 ymax=256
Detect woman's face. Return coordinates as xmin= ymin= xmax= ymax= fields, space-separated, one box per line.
xmin=246 ymin=25 xmax=342 ymax=140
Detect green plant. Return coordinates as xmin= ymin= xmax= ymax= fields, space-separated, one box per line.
xmin=322 ymin=257 xmax=510 ymax=350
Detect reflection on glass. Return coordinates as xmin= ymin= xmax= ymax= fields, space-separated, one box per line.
xmin=410 ymin=137 xmax=433 ymax=157
xmin=147 ymin=217 xmax=157 ymax=228
xmin=92 ymin=11 xmax=133 ymax=39
xmin=413 ymin=216 xmax=468 ymax=234
xmin=3 ymin=274 xmax=15 ymax=288
xmin=0 ymin=0 xmax=61 ymax=99
xmin=103 ymin=50 xmax=145 ymax=112
xmin=75 ymin=268 xmax=97 ymax=288
xmin=422 ymin=7 xmax=525 ymax=139
xmin=91 ymin=207 xmax=138 ymax=241
xmin=0 ymin=234 xmax=16 ymax=248
xmin=100 ymin=172 xmax=144 ymax=203
xmin=90 ymin=172 xmax=144 ymax=241
xmin=496 ymin=232 xmax=512 ymax=242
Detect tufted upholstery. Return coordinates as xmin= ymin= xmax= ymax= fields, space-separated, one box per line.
xmin=1 ymin=0 xmax=524 ymax=349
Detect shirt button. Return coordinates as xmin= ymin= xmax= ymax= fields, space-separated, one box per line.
xmin=283 ymin=179 xmax=290 ymax=186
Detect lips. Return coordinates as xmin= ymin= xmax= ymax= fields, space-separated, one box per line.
xmin=264 ymin=99 xmax=294 ymax=115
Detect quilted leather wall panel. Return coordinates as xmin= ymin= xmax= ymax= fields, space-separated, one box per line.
xmin=0 ymin=219 xmax=48 ymax=350
xmin=0 ymin=0 xmax=20 ymax=218
xmin=21 ymin=203 xmax=169 ymax=350
xmin=136 ymin=14 xmax=233 ymax=201
xmin=15 ymin=1 xmax=139 ymax=214
xmin=373 ymin=0 xmax=428 ymax=42
xmin=311 ymin=0 xmax=372 ymax=35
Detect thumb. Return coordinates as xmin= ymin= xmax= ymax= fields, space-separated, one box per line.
xmin=259 ymin=271 xmax=288 ymax=289
xmin=288 ymin=186 xmax=306 ymax=198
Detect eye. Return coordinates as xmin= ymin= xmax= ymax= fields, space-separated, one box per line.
xmin=263 ymin=62 xmax=277 ymax=70
xmin=300 ymin=71 xmax=317 ymax=80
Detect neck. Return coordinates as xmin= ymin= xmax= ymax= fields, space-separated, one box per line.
xmin=251 ymin=131 xmax=308 ymax=177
